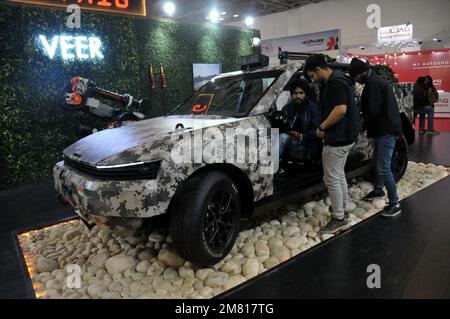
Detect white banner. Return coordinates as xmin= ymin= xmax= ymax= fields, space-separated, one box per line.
xmin=434 ymin=91 xmax=450 ymax=118
xmin=262 ymin=29 xmax=340 ymax=56
xmin=378 ymin=24 xmax=413 ymax=45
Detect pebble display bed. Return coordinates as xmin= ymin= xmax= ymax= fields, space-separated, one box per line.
xmin=17 ymin=162 xmax=448 ymax=299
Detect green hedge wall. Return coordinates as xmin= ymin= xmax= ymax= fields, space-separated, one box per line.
xmin=0 ymin=4 xmax=258 ymax=188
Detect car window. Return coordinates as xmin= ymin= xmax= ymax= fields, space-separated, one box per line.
xmin=169 ymin=70 xmax=283 ymax=117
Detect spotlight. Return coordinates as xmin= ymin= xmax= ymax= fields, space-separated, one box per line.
xmin=209 ymin=9 xmax=220 ymax=23
xmin=252 ymin=37 xmax=261 ymax=48
xmin=244 ymin=16 xmax=254 ymax=27
xmin=163 ymin=2 xmax=176 ymax=16
xmin=221 ymin=12 xmax=227 ymax=15
xmin=233 ymin=14 xmax=239 ymax=18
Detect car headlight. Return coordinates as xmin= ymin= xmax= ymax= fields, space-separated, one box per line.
xmin=64 ymin=157 xmax=161 ymax=180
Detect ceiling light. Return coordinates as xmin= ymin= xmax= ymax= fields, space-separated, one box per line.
xmin=219 ymin=17 xmax=224 ymax=21
xmin=233 ymin=14 xmax=239 ymax=18
xmin=221 ymin=12 xmax=227 ymax=15
xmin=163 ymin=2 xmax=176 ymax=16
xmin=209 ymin=9 xmax=220 ymax=23
xmin=244 ymin=16 xmax=254 ymax=27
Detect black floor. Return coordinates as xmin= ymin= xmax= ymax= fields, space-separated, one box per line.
xmin=1 ymin=133 xmax=450 ymax=298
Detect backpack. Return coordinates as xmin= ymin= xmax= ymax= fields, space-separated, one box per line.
xmin=428 ymin=88 xmax=439 ymax=105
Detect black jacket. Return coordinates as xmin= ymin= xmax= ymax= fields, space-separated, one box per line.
xmin=413 ymin=83 xmax=428 ymax=113
xmin=361 ymin=70 xmax=402 ymax=138
xmin=320 ymin=71 xmax=361 ymax=146
xmin=282 ymin=98 xmax=321 ymax=144
xmin=282 ymin=98 xmax=322 ymax=159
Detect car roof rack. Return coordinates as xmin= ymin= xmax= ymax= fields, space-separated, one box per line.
xmin=278 ymin=47 xmax=350 ymax=72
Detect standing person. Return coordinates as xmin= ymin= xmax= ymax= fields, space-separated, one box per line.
xmin=279 ymin=79 xmax=321 ymax=161
xmin=423 ymin=75 xmax=440 ymax=135
xmin=349 ymin=58 xmax=402 ymax=218
xmin=413 ymin=77 xmax=427 ymax=133
xmin=303 ymin=54 xmax=361 ymax=234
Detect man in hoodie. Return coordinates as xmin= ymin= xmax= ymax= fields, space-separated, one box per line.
xmin=279 ymin=79 xmax=321 ymax=161
xmin=304 ymin=54 xmax=361 ymax=234
xmin=349 ymin=58 xmax=402 ymax=218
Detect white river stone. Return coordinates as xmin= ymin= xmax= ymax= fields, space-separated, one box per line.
xmin=105 ymin=254 xmax=137 ymax=275
xmin=242 ymin=259 xmax=259 ymax=279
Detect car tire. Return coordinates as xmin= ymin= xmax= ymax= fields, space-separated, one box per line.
xmin=169 ymin=171 xmax=241 ymax=266
xmin=392 ymin=135 xmax=408 ymax=182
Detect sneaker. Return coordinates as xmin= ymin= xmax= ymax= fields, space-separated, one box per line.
xmin=426 ymin=129 xmax=440 ymax=135
xmin=320 ymin=217 xmax=351 ymax=234
xmin=328 ymin=206 xmax=349 ymax=220
xmin=380 ymin=203 xmax=401 ymax=218
xmin=419 ymin=129 xmax=426 ymax=135
xmin=362 ymin=190 xmax=385 ymax=202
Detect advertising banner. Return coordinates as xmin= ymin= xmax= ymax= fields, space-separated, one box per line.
xmin=378 ymin=24 xmax=413 ymax=45
xmin=352 ymin=50 xmax=450 ymax=118
xmin=434 ymin=92 xmax=450 ymax=118
xmin=262 ymin=29 xmax=340 ymax=56
xmin=7 ymin=0 xmax=147 ymax=16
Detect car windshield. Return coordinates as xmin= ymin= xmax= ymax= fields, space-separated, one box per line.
xmin=169 ymin=70 xmax=283 ymax=117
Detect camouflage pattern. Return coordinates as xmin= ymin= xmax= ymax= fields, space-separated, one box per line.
xmin=53 ymin=60 xmax=414 ymax=231
xmin=54 ymin=114 xmax=274 ymax=220
xmin=393 ymin=82 xmax=415 ymax=122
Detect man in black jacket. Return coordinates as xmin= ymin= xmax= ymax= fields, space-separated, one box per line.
xmin=304 ymin=54 xmax=361 ymax=234
xmin=349 ymin=58 xmax=402 ymax=218
xmin=279 ymin=79 xmax=321 ymax=161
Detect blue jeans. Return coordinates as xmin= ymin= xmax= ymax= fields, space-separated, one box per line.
xmin=373 ymin=135 xmax=399 ymax=206
xmin=418 ymin=106 xmax=434 ymax=130
xmin=280 ymin=133 xmax=307 ymax=160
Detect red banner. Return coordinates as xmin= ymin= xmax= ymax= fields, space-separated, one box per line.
xmin=349 ymin=49 xmax=450 ymax=91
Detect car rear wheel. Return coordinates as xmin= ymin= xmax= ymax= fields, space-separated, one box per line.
xmin=169 ymin=171 xmax=241 ymax=266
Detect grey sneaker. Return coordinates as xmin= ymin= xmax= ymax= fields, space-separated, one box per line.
xmin=380 ymin=203 xmax=401 ymax=218
xmin=320 ymin=218 xmax=351 ymax=234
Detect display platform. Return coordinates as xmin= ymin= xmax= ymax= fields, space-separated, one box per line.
xmin=11 ymin=162 xmax=448 ymax=299
xmin=2 ymin=133 xmax=450 ymax=299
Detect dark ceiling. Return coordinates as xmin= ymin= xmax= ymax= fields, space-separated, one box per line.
xmin=149 ymin=0 xmax=326 ymax=25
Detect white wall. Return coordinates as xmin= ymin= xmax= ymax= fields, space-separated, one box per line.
xmin=230 ymin=0 xmax=450 ymax=56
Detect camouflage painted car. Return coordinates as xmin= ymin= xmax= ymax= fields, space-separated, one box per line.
xmin=54 ymin=59 xmax=414 ymax=265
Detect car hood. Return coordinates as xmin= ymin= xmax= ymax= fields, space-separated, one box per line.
xmin=63 ymin=115 xmax=239 ymax=166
